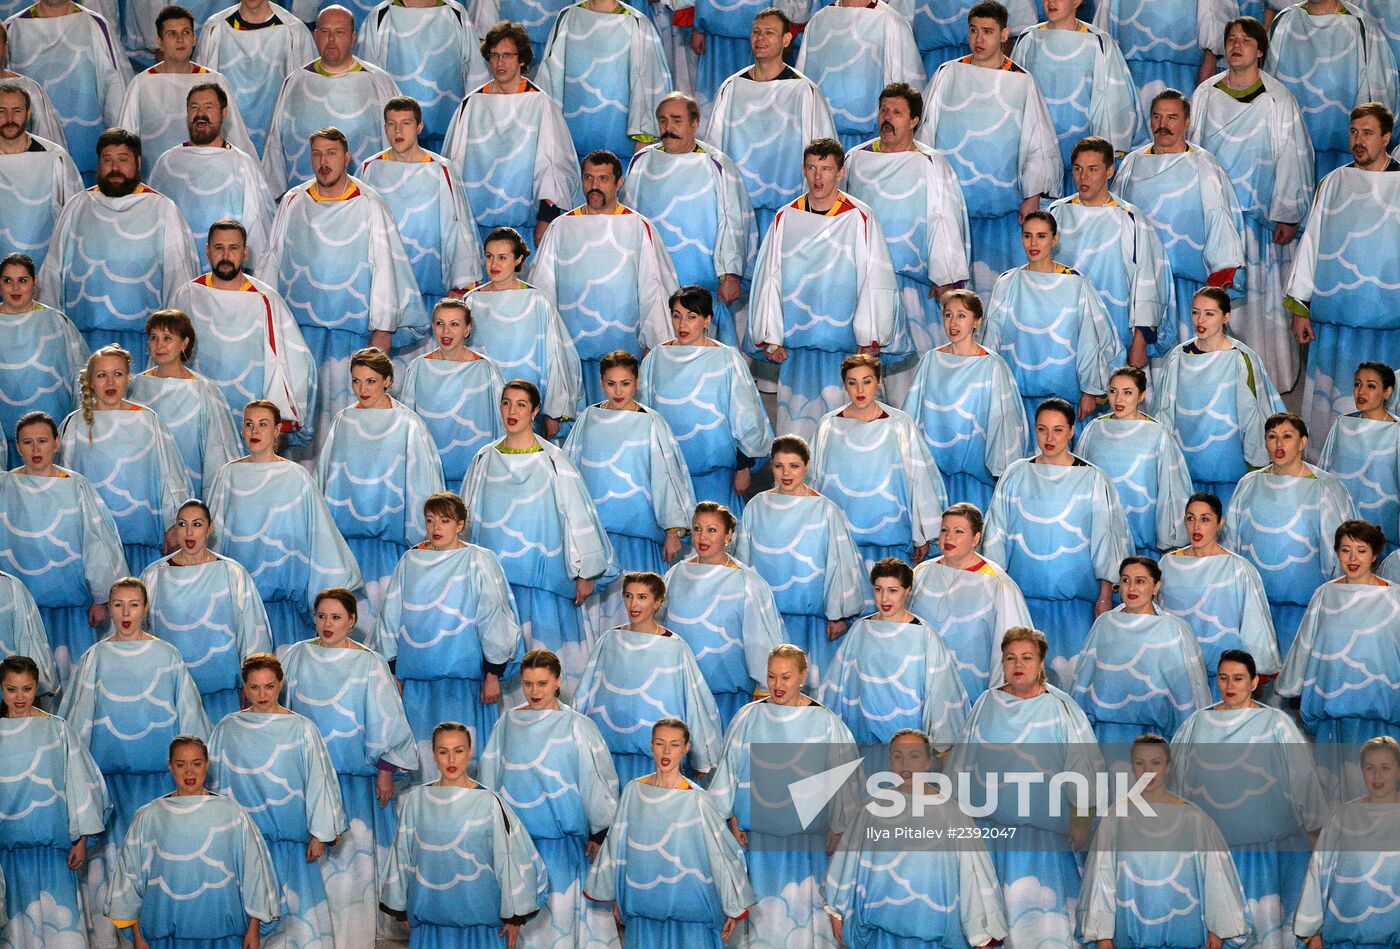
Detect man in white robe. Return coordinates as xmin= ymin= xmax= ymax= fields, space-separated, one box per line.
xmin=1048 ymin=135 xmax=1170 ymax=369
xmin=796 ymin=0 xmax=924 ymax=149
xmin=1114 ymin=88 xmax=1245 ymax=347
xmin=917 ymin=0 xmax=1062 ymax=295
xmin=0 ymin=80 xmax=82 ymax=270
xmin=358 ymin=95 xmax=480 ymax=312
xmin=39 ymin=127 xmax=197 ymax=354
xmin=843 ymin=80 xmax=969 ymax=373
xmin=440 ymin=20 xmax=580 ymax=248
xmin=168 ymin=219 xmax=318 ymax=444
xmin=1190 ymin=15 xmax=1313 ymax=389
xmin=356 ymin=0 xmax=487 ymax=152
xmin=147 ymin=82 xmax=274 ymax=272
xmin=265 ymin=126 xmax=425 ymax=453
xmin=1286 ymin=102 xmax=1400 ymax=449
xmin=3 ymin=0 xmax=130 ymax=184
xmin=703 ymin=7 xmax=837 ymax=240
xmin=196 ymin=0 xmax=315 ymax=156
xmin=620 ymin=91 xmax=755 ymax=349
xmin=117 ymin=6 xmax=256 ymax=174
xmin=528 ymin=148 xmax=678 ymax=405
xmin=748 ymin=136 xmax=903 ymax=439
xmin=536 ymin=0 xmax=672 ymax=163
xmin=262 ymin=5 xmax=400 ymax=196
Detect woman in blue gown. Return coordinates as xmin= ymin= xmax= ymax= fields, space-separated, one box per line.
xmin=819 ymin=557 xmax=968 ymax=749
xmin=0 ymin=655 xmax=109 ymax=949
xmin=732 ymin=435 xmax=868 ymax=690
xmin=477 ymin=648 xmax=621 ymax=949
xmin=562 ymin=349 xmax=693 ymax=630
xmin=1318 ymin=361 xmax=1400 ymax=553
xmin=208 ymin=653 xmax=346 ymax=949
xmin=141 ymin=499 xmax=273 ymax=721
xmin=1226 ymin=411 xmax=1356 ymax=657
xmin=0 ymin=253 xmax=88 ymax=466
xmin=398 ymin=299 xmax=506 ymax=488
xmin=910 ymin=502 xmax=1032 ymax=700
xmin=1076 ymin=734 xmax=1252 ymax=949
xmin=573 ymin=571 xmax=722 ymax=784
xmin=382 ymin=721 xmax=548 ymax=949
xmin=637 ymin=285 xmax=774 ymax=511
xmin=105 ymin=736 xmax=280 ymax=949
xmin=824 ymin=727 xmax=1009 ymax=948
xmin=902 ymin=288 xmax=1027 ymax=512
xmin=58 ymin=577 xmax=210 ymax=915
xmin=0 ymin=411 xmax=127 ymax=686
xmin=461 ymin=227 xmax=581 ymax=438
xmin=983 ymin=398 xmax=1132 ymax=688
xmin=1077 ymin=365 xmax=1193 ymax=555
xmin=1070 ymin=557 xmax=1212 ymax=752
xmin=459 ymin=380 xmax=614 ymax=692
xmin=1171 ymin=649 xmax=1331 ymax=949
xmin=810 ymin=353 xmax=946 ymax=569
xmin=1151 ymin=287 xmax=1284 ymax=510
xmin=1157 ymin=493 xmax=1282 ymax=695
xmin=316 ymin=347 xmax=446 ymax=628
xmin=207 ymin=400 xmax=362 ymax=654
xmin=281 ymin=588 xmax=419 ymax=949
xmin=948 ymin=626 xmax=1103 ymax=949
xmin=1294 ymin=736 xmax=1400 ymax=949
xmin=662 ymin=502 xmax=785 ymax=727
xmin=1276 ymin=518 xmax=1400 ymax=797
xmin=372 ymin=492 xmax=523 ymax=777
xmin=584 ymin=717 xmax=756 ymax=949
xmin=127 ymin=309 xmax=241 ymax=498
xmin=709 ymin=644 xmax=860 ymax=949
xmin=59 ymin=345 xmax=191 ymax=574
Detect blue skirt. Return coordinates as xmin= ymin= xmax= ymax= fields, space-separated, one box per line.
xmin=123 ymin=542 xmax=165 ymax=576
xmin=940 ymin=471 xmax=995 ymax=515
xmin=1233 ymin=836 xmax=1312 ymax=949
xmin=509 ymin=583 xmax=588 ymax=689
xmin=201 ymin=686 xmax=243 ymax=723
xmin=713 ymin=688 xmax=752 ymax=731
xmin=0 ymin=844 xmax=86 ymax=946
xmin=690 ymin=466 xmax=740 ymax=512
xmin=408 ymin=923 xmax=505 ymax=948
xmin=261 ymin=836 xmax=333 ymax=945
xmin=695 ymin=35 xmax=749 ymax=105
xmin=783 ymin=611 xmax=841 ymax=692
xmin=1024 ymin=595 xmax=1096 ymax=690
xmin=968 ymin=211 xmax=1021 ymax=298
xmin=622 ymin=917 xmax=723 ymax=949
xmin=105 ymin=771 xmax=174 ymax=851
xmin=265 ymin=597 xmax=312 ymax=656
xmin=1270 ymin=601 xmax=1308 ymax=660
xmin=39 ymin=604 xmax=97 ymax=688
xmin=402 ymin=675 xmax=497 ymax=777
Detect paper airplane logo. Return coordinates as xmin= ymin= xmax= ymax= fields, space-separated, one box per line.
xmin=789 ymin=758 xmax=862 ymax=830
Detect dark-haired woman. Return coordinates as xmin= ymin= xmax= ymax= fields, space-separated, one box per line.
xmin=105 ymin=736 xmax=279 ymax=949
xmin=478 ymin=648 xmax=622 ymax=947
xmin=209 ymin=653 xmax=345 ymax=949
xmin=382 ymin=722 xmax=547 ymax=948
xmin=282 ymin=589 xmax=418 ymax=949
xmin=0 ymin=412 xmax=127 ymax=686
xmin=460 ymin=380 xmax=614 ymax=692
xmin=141 ymin=499 xmax=273 ymax=720
xmin=1070 ymin=557 xmax=1211 ymax=749
xmin=1318 ymin=361 xmax=1400 ymax=553
xmin=984 ymin=398 xmax=1131 ymax=688
xmin=0 ymin=654 xmax=109 ymax=948
xmin=459 ymin=227 xmax=582 ymax=436
xmin=639 ymin=285 xmax=774 ymax=510
xmin=1277 ymin=519 xmax=1400 ymax=797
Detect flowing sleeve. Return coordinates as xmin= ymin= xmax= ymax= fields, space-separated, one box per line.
xmin=1197 ymin=151 xmax=1246 ymax=276
xmin=1278 ymin=713 xmax=1331 ymax=833
xmin=1089 ymin=466 xmax=1133 ymax=583
xmin=546 ymin=447 xmax=615 ymax=582
xmin=237 ymin=805 xmax=283 ymax=923
xmin=896 ymin=409 xmax=947 ymax=546
xmin=62 ymin=716 xmax=111 ymax=838
xmin=1317 ymin=471 xmax=1358 ymax=580
xmin=1359 ymin=7 xmax=1400 ymax=109
xmin=978 ymin=271 xmax=1013 ymax=353
xmin=695 ymin=791 xmax=757 ymax=918
xmin=624 ymin=9 xmax=672 ymax=143
xmin=1197 ymin=0 xmax=1238 ymax=56
xmin=1265 ymin=82 xmax=1314 ymax=225
xmin=439 ymin=159 xmax=483 ymax=291
xmin=471 ymin=546 xmax=523 ymax=671
xmin=851 ymin=207 xmax=903 ymax=351
xmin=1128 ymin=203 xmax=1171 ymax=338
xmin=226 ymin=560 xmax=273 ymax=664
xmin=823 ymin=498 xmax=869 ymax=621
xmin=157 ymin=201 xmax=199 ymax=303
xmin=379 ymin=790 xmax=412 ymax=912
xmin=1282 ymin=176 xmax=1329 ymax=309
xmin=539 ymin=294 xmax=583 ymax=420
xmin=1149 ymin=347 xmax=1184 ymax=426
xmin=1075 ymin=278 xmax=1120 ymax=396
xmin=646 ymin=411 xmax=697 ymax=532
xmin=1196 ymin=808 xmax=1251 ymax=943
xmin=1291 ymin=825 xmax=1332 ymax=939
xmin=299 ymin=466 xmax=363 ymax=603
xmin=174 ymin=656 xmax=213 ymax=738
xmin=583 ymin=783 xmax=631 ymax=903
xmin=924 ymin=149 xmax=971 ymax=286
xmin=301 ymin=716 xmax=348 ymax=842
xmin=1273 ymin=586 xmax=1322 ymax=697
xmin=364 ymin=652 xmax=420 ymax=771
xmin=575 ymin=714 xmax=622 ymax=833
xmin=712 ymin=149 xmax=757 ymax=280
xmin=705 ymin=705 xmax=748 ymax=820
xmin=56 ymin=645 xmax=99 ymax=748
xmin=821 ymin=810 xmax=861 ymax=919
xmin=526 ymin=224 xmax=562 ymax=311
xmin=366 ymin=192 xmax=428 ymax=337
xmin=921 ymin=626 xmax=969 ymax=750
xmin=1076 ymin=815 xmax=1120 ymax=941
xmin=491 ymin=793 xmax=549 ymax=919
xmin=1172 ymin=617 xmax=1214 ymax=728
xmin=635 ymin=218 xmax=680 ymax=352
xmin=1089 ymin=27 xmax=1140 ymax=153
xmin=1018 ymin=76 xmax=1064 ymax=199
xmin=1234 ymin=556 xmax=1282 ymax=674
xmin=3 ymin=577 xmax=58 ymax=695
xmin=983 ymin=354 xmax=1029 ymax=478
xmin=197 ymin=377 xmax=243 ymax=479
xmin=979 ymin=466 xmax=1017 ymax=568
xmin=73 ymin=453 xmax=132 ymax=604
xmin=726 ymin=347 xmax=776 ymax=461
xmin=404 ymin=411 xmax=448 ymax=544
xmin=535 ymin=96 xmax=584 ymax=212
xmin=149 ymin=412 xmax=194 ymax=532
xmin=104 ymin=803 xmax=151 ymax=927
xmin=956 ymin=817 xmax=1009 ymax=945
xmin=268 ymin=286 xmax=318 ymax=448
xmin=745 ymin=215 xmax=787 ymax=353
xmin=679 ymin=643 xmax=725 ymax=773
xmin=740 ymin=567 xmax=786 ymax=689
xmin=1153 ymin=423 xmax=1193 ymax=550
